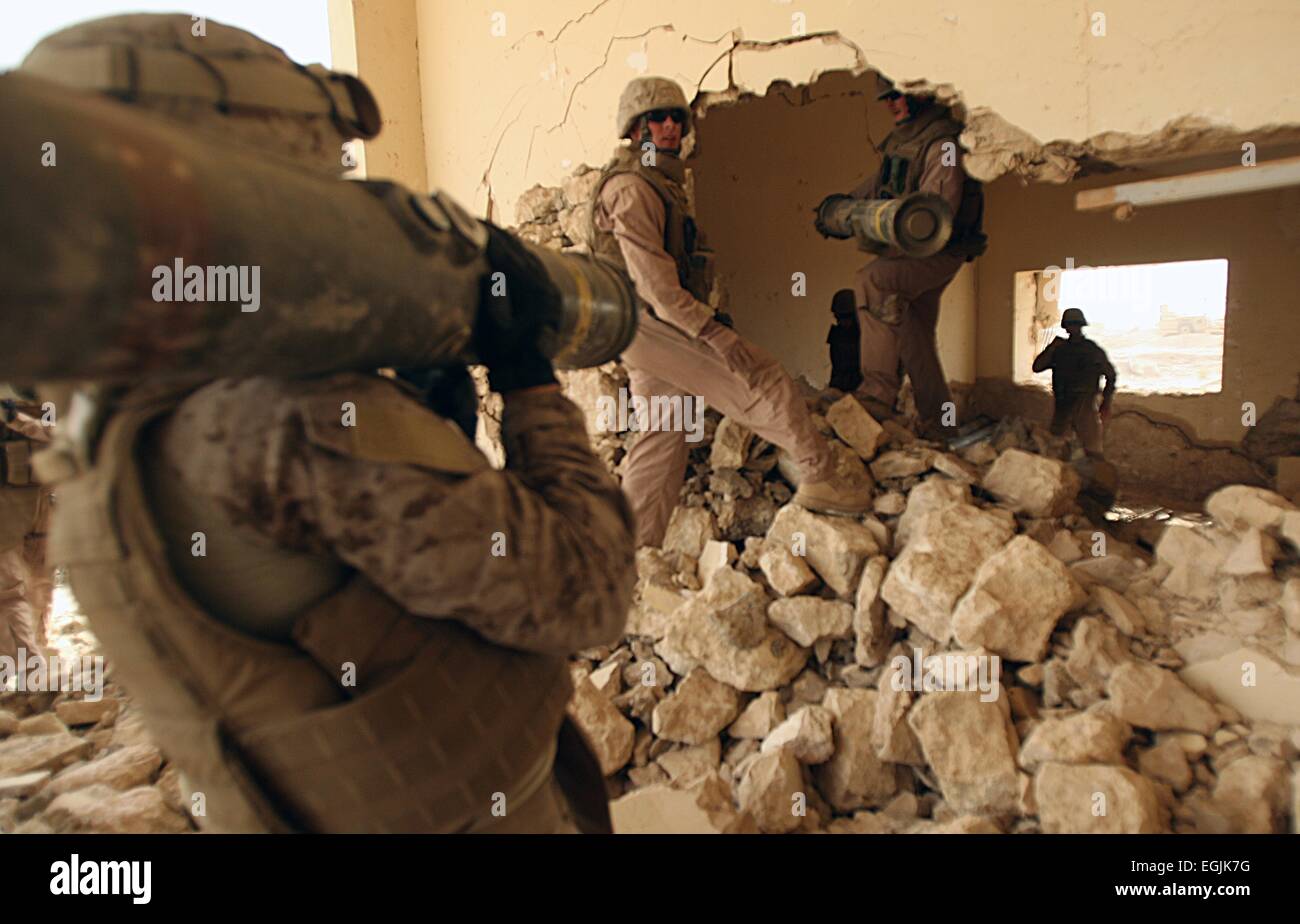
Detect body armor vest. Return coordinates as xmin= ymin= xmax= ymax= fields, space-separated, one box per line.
xmin=589 ymin=147 xmax=712 ymax=303
xmin=46 ymin=376 xmax=573 ymax=833
xmin=871 ymin=106 xmax=987 ymax=261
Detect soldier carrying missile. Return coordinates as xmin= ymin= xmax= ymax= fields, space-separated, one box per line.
xmin=816 ymin=81 xmax=987 ymax=440
xmin=8 ymin=14 xmax=637 ymax=833
xmin=590 ymin=77 xmax=874 ymax=549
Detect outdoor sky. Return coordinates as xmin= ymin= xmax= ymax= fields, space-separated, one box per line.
xmin=1059 ymin=258 xmax=1229 ymax=331
xmin=0 ymin=1 xmax=332 ymax=71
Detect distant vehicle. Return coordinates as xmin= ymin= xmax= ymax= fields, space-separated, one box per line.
xmin=1159 ymin=304 xmax=1209 ymax=336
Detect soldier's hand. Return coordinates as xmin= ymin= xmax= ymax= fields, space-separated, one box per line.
xmin=475 ymin=222 xmax=559 ymax=393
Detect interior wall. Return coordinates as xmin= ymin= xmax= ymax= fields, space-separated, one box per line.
xmin=978 ymin=167 xmax=1300 ymax=443
xmin=691 ymin=72 xmax=976 ymax=386
xmin=401 ymin=0 xmax=1300 ymax=222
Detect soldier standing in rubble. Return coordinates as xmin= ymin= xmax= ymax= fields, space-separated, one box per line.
xmin=23 ymin=14 xmax=634 ymax=833
xmin=1032 ymin=307 xmax=1117 ymax=459
xmin=590 ymin=76 xmax=873 ymax=548
xmin=837 ymin=83 xmax=987 ymax=438
xmin=0 ymin=386 xmax=53 ymax=665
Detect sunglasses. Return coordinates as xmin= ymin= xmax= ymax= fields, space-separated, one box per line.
xmin=645 ymin=108 xmax=688 ymax=125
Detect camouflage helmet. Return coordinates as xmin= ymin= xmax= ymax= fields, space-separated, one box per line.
xmin=20 ymin=14 xmax=381 ymax=175
xmin=616 ymin=76 xmax=691 ymax=139
xmin=1061 ymin=308 xmax=1089 ymax=327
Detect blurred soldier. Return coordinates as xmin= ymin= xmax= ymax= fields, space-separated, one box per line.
xmin=24 ymin=15 xmax=635 ymax=833
xmin=826 ymin=289 xmax=863 ymax=392
xmin=1032 ymin=308 xmax=1117 ymax=459
xmin=847 ymin=83 xmax=987 ymax=436
xmin=0 ymin=387 xmax=53 ymax=663
xmin=590 ymin=77 xmax=872 ymax=548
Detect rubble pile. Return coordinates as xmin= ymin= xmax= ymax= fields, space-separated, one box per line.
xmin=566 ymin=389 xmax=1300 ymax=834
xmin=0 ymin=634 xmax=194 ymax=834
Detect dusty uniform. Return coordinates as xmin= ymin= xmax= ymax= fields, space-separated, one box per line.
xmin=47 ymin=375 xmax=636 ymax=832
xmin=852 ymin=105 xmax=985 ymax=423
xmin=591 ymin=148 xmax=833 ymax=547
xmin=0 ymin=409 xmax=53 ymax=661
xmin=1034 ymin=336 xmax=1117 ymax=457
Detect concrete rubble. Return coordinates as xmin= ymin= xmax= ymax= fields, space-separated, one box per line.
xmin=558 ymin=383 xmax=1300 ymax=835
xmin=4 ymin=358 xmax=1299 ymax=835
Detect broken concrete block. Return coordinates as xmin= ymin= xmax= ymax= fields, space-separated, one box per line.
xmin=853 ymin=556 xmax=890 ymax=667
xmin=825 ymin=394 xmax=885 ymax=459
xmin=736 ymin=748 xmax=804 ymax=834
xmin=931 ymin=453 xmax=981 ymax=484
xmin=514 ymin=184 xmax=564 ymax=223
xmin=870 ymin=449 xmax=933 ymax=480
xmin=766 ymin=505 xmax=880 ymax=597
xmin=728 ymin=692 xmax=785 ymax=740
xmin=587 ymin=661 xmax=622 ymax=697
xmin=1047 ymin=529 xmax=1084 ymax=563
xmin=1137 ymin=739 xmax=1193 ymax=793
xmin=47 ymin=744 xmax=162 ymax=797
xmin=982 ymin=448 xmax=1081 ymax=517
xmin=662 ymin=505 xmax=717 ymax=560
xmin=894 ymin=475 xmax=970 ymax=551
xmin=1105 ymin=662 xmax=1220 ymax=734
xmin=760 ymin=705 xmax=835 ymax=764
xmin=816 ymin=688 xmax=898 ymax=811
xmin=1091 ymin=585 xmax=1145 ymax=636
xmin=566 ymin=677 xmax=636 ymax=776
xmin=1035 ymin=764 xmax=1165 ymax=833
xmin=660 ymin=599 xmax=807 ymax=692
xmin=1283 ymin=578 xmax=1300 ymax=632
xmin=610 ymin=784 xmax=720 ymax=834
xmin=873 ymin=491 xmax=906 ymax=516
xmin=880 ymin=504 xmax=1016 ymax=643
xmin=714 ymin=492 xmax=779 ymax=542
xmin=870 ymin=679 xmax=925 ymax=766
xmin=0 ymin=733 xmax=91 ymax=777
xmin=951 ymin=535 xmax=1087 ymax=662
xmin=0 ymin=770 xmax=50 ymax=799
xmin=17 ymin=713 xmax=67 ymax=737
xmin=710 ymin=417 xmax=754 ymax=470
xmin=1208 ymin=755 xmax=1290 ymax=833
xmin=697 ymin=540 xmax=737 ymax=586
xmin=1018 ymin=709 xmax=1131 ymax=770
xmin=767 ymin=597 xmax=853 ymax=648
xmin=1180 ymin=646 xmax=1300 ymax=726
xmin=1156 ymin=525 xmax=1226 ymax=602
xmin=758 ymin=542 xmax=818 ymax=597
xmin=53 ymin=699 xmax=119 ymax=728
xmin=651 ymin=668 xmax=741 ymax=745
xmin=907 ymin=691 xmax=1020 ymax=816
xmin=43 ymin=784 xmax=190 ymax=834
xmin=1205 ymin=485 xmax=1296 ymax=534
xmin=1066 ymin=617 xmax=1132 ymax=693
xmin=1220 ymin=528 xmax=1280 ymax=576
xmin=697 ymin=566 xmax=768 ymax=649
xmin=656 ymin=738 xmax=722 ymax=788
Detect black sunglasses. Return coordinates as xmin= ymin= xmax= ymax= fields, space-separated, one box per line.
xmin=645 ymin=108 xmax=688 ymax=125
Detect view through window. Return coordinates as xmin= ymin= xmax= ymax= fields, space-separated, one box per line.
xmin=1015 ymin=258 xmax=1229 ymax=395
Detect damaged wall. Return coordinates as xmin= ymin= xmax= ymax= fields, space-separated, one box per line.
xmin=401 ymin=0 xmax=1300 ymax=221
xmin=977 ymin=166 xmax=1300 ymax=445
xmin=689 ymin=72 xmax=977 ymax=387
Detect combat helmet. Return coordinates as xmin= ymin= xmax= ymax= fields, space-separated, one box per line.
xmin=616 ymin=76 xmax=692 ymax=139
xmin=20 ymin=13 xmax=380 ymax=174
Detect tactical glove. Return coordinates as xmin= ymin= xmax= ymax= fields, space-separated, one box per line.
xmin=474 ymin=222 xmax=560 ymax=394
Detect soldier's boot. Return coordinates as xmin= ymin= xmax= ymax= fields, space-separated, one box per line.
xmin=777 ymin=453 xmax=873 ymax=517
